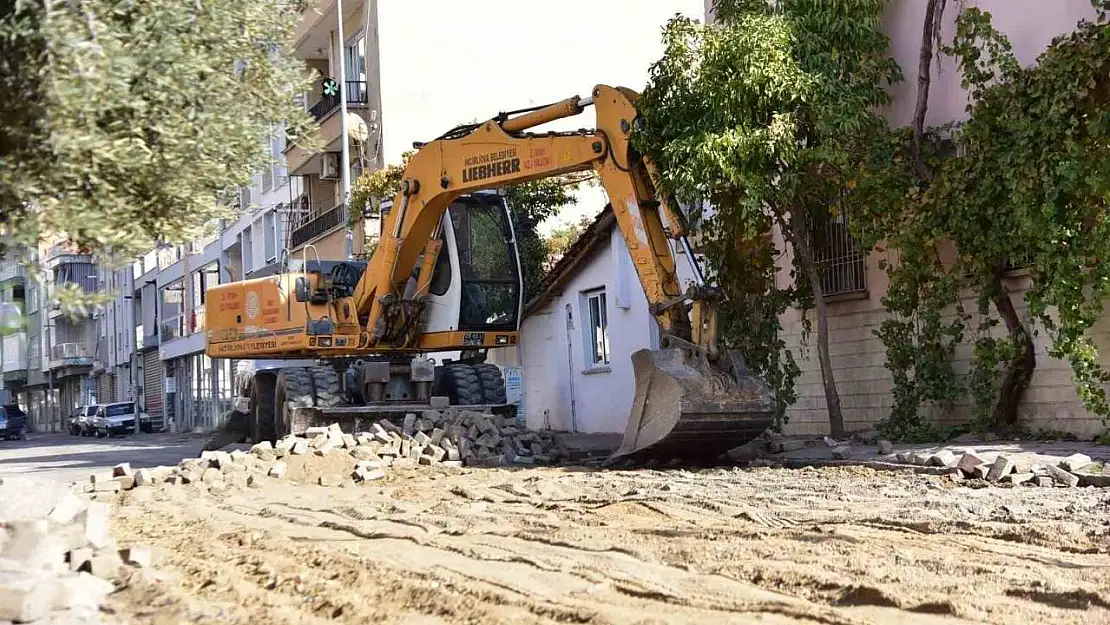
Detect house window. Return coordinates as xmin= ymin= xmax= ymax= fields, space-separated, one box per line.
xmin=811 ymin=207 xmax=866 ymax=297
xmin=583 ymin=288 xmax=610 ymax=367
xmin=344 ymin=33 xmax=367 ymax=104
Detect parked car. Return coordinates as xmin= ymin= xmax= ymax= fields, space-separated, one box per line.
xmin=69 ymin=404 xmax=100 ymax=436
xmin=0 ymin=404 xmax=28 ymax=441
xmin=92 ymin=401 xmax=153 ymax=437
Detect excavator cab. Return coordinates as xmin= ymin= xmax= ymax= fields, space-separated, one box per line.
xmin=416 ymin=192 xmax=524 ymax=338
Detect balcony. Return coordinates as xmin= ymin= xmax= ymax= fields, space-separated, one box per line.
xmin=3 ymin=333 xmax=27 ymax=381
xmin=43 ymin=242 xmax=93 ymax=270
xmin=0 ymin=262 xmax=25 ymax=284
xmin=292 ymin=0 xmax=338 ymax=57
xmin=289 ymin=203 xmax=347 ymax=250
xmin=285 ymin=82 xmax=371 ymax=175
xmin=48 ymin=342 xmax=92 ymax=368
xmin=307 ymin=81 xmax=369 ymax=122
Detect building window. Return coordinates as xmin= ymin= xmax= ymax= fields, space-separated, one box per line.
xmin=344 ymin=33 xmax=367 ymax=104
xmin=583 ymin=288 xmax=610 ymax=367
xmin=161 ymin=281 xmax=183 ymax=341
xmin=264 ymin=211 xmax=277 ymax=263
xmin=811 ymin=207 xmax=866 ymax=297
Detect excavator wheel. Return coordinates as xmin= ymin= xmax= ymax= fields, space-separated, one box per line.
xmin=473 ymin=363 xmax=507 ymax=404
xmin=310 ymin=365 xmax=344 ymax=408
xmin=442 ymin=363 xmax=483 ymax=405
xmin=275 ymin=367 xmax=314 ymax=439
xmin=249 ymin=373 xmax=276 ymax=443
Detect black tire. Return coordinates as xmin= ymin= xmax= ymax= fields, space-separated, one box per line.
xmin=310 ymin=365 xmax=343 ymax=407
xmin=250 ymin=373 xmax=277 ymax=443
xmin=473 ymin=363 xmax=507 ymax=404
xmin=442 ymin=363 xmax=483 ymax=405
xmin=275 ymin=367 xmax=313 ymax=438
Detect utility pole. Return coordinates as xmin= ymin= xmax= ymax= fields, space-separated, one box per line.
xmin=336 ymin=0 xmax=353 ymax=260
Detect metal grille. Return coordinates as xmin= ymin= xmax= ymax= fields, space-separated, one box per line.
xmin=1001 ymin=251 xmax=1035 ymax=272
xmin=811 ymin=207 xmax=866 ymax=296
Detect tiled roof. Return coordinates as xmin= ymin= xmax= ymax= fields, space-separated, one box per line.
xmin=523 ymin=205 xmax=615 ymax=317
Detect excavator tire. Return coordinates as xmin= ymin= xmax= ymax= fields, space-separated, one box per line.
xmin=249 ymin=373 xmax=276 ymax=443
xmin=473 ymin=363 xmax=507 ymax=404
xmin=275 ymin=367 xmax=314 ymax=439
xmin=612 ymin=347 xmax=776 ymax=463
xmin=310 ymin=365 xmax=344 ymax=408
xmin=442 ymin=363 xmax=483 ymax=405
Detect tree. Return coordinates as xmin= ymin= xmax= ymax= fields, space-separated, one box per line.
xmin=857 ymin=3 xmax=1110 ymax=437
xmin=0 ymin=0 xmax=314 ymax=271
xmin=543 ymin=214 xmax=594 ymax=271
xmin=350 ymin=152 xmax=591 ymax=301
xmin=634 ymin=0 xmax=902 ymax=436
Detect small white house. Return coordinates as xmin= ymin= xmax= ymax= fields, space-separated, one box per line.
xmin=489 ymin=207 xmax=699 ymax=434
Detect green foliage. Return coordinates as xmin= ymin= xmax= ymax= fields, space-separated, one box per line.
xmin=504 ymin=173 xmax=595 ymax=301
xmin=634 ymin=0 xmax=901 ymax=427
xmin=349 ymin=150 xmax=414 ymax=224
xmin=0 ymin=0 xmax=315 ymax=266
xmin=543 ymin=214 xmax=594 ymax=271
xmin=861 ymin=5 xmax=1110 ymax=437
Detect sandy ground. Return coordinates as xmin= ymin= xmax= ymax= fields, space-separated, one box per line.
xmin=98 ymin=459 xmax=1110 ymax=625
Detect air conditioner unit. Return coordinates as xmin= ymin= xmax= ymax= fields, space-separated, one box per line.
xmin=320 ymin=153 xmax=340 ymax=180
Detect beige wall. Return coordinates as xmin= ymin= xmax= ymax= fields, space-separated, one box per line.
xmin=766 ymin=2 xmax=1104 ymax=437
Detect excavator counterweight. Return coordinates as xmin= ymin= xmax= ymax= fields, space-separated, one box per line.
xmin=203 ymin=84 xmax=776 ymax=461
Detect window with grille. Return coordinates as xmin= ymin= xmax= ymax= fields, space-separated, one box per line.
xmin=811 ymin=207 xmax=866 ymax=297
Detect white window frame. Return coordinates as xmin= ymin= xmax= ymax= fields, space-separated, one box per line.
xmin=582 ymin=288 xmax=610 ymax=369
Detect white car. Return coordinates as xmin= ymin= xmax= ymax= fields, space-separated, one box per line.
xmin=70 ymin=405 xmax=100 ymax=436
xmin=92 ymin=402 xmax=153 ymax=437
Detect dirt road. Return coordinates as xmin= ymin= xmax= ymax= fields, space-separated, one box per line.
xmin=99 ymin=460 xmax=1110 ymax=625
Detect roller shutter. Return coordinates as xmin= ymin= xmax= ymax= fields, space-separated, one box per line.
xmin=143 ymin=351 xmax=163 ymax=431
xmin=97 ymin=373 xmax=115 ymax=404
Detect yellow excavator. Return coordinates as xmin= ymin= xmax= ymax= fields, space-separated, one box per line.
xmin=203 ymin=85 xmax=774 ymax=460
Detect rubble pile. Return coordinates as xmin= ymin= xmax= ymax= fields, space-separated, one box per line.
xmin=0 ymin=475 xmax=149 ymax=623
xmin=894 ymin=450 xmax=1108 ymax=487
xmin=87 ymin=410 xmax=564 ymax=495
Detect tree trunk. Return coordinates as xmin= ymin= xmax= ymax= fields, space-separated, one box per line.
xmin=911 ymin=0 xmax=947 ymax=182
xmin=987 ymin=269 xmax=1035 ymax=428
xmin=790 ymin=209 xmax=846 ymax=438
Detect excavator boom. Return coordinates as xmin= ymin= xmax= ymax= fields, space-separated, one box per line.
xmin=355 ymin=85 xmax=775 ymax=460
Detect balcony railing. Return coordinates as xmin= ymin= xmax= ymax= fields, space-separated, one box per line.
xmin=289 ymin=203 xmax=347 ymax=249
xmin=49 ymin=342 xmax=92 ymax=367
xmin=307 ymin=81 xmax=369 ymax=122
xmin=161 ymin=319 xmax=183 ymax=342
xmin=2 ymin=333 xmax=27 ymax=372
xmin=0 ymin=263 xmax=25 ymax=283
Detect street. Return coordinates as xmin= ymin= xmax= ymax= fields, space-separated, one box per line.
xmin=0 ymin=432 xmax=207 ymax=486
xmin=3 ymin=431 xmax=1109 ymax=624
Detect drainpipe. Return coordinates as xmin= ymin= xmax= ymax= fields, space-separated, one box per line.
xmin=335 ymin=0 xmax=353 ymax=260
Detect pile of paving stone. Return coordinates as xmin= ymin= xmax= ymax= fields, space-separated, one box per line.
xmin=893 ymin=449 xmax=1107 ymax=487
xmin=0 ymin=475 xmax=150 ymax=623
xmin=86 ymin=409 xmax=563 ymax=495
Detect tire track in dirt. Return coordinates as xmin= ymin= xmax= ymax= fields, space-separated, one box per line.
xmin=105 ymin=464 xmax=1110 ymax=624
xmin=226 ymin=500 xmax=978 ymax=624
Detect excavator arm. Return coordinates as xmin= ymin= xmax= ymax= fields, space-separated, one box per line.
xmin=357 ymin=85 xmax=704 ymax=354
xmin=355 ymin=85 xmax=774 ymax=461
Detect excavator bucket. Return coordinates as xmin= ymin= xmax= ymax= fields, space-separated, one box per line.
xmin=612 ymin=347 xmax=776 ymax=462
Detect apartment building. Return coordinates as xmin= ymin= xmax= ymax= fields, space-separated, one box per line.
xmin=0 ymin=241 xmax=99 ymax=432
xmin=0 ymin=2 xmax=386 ymax=432
xmin=285 ymin=0 xmax=384 ymax=259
